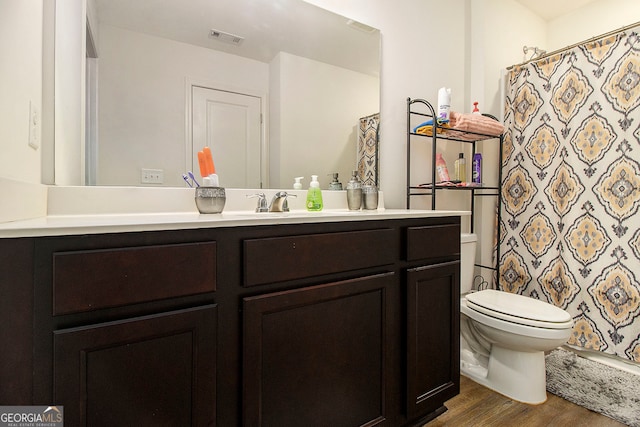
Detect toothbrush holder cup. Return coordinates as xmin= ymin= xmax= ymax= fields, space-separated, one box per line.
xmin=195 ymin=187 xmax=226 ymax=214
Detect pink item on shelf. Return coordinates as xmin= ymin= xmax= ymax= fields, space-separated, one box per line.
xmin=449 ymin=111 xmax=505 ymax=140
xmin=435 ymin=153 xmax=451 ymax=182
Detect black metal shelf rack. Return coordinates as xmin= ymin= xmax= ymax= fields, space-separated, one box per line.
xmin=406 ymin=97 xmax=504 ymax=277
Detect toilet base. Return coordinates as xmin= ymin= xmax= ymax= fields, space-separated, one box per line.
xmin=461 ymin=345 xmax=547 ymax=404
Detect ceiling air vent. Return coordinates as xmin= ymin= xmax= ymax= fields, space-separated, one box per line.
xmin=209 ymin=29 xmax=244 ymax=46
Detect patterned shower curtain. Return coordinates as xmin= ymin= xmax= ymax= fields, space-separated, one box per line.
xmin=500 ymin=30 xmax=640 ymax=363
xmin=357 ymin=113 xmax=380 ymax=186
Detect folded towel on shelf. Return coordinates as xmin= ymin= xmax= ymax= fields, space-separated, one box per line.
xmin=414 ymin=120 xmax=450 ymax=136
xmin=449 ymin=111 xmax=504 ymax=140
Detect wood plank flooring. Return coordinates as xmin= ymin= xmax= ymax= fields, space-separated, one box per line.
xmin=425 ymin=375 xmax=626 ymax=427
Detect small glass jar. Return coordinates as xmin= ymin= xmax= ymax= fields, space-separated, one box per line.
xmin=362 ymin=185 xmax=378 ymax=210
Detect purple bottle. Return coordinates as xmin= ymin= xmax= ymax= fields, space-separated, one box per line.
xmin=472 ymin=153 xmax=482 ymax=184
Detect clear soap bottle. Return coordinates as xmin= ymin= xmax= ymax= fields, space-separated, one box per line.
xmin=454 ymin=153 xmax=466 ymax=182
xmin=306 ymin=175 xmax=323 ymax=211
xmin=346 ymin=170 xmax=362 ymax=210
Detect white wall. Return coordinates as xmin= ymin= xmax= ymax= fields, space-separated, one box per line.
xmin=304 ymin=0 xmax=469 ymax=209
xmin=0 ymin=0 xmax=43 ymax=183
xmin=270 ymin=52 xmax=379 ymax=189
xmin=97 ymin=24 xmax=269 ymax=187
xmin=548 ymin=0 xmax=640 ymax=51
xmin=0 ymin=0 xmax=47 ymax=222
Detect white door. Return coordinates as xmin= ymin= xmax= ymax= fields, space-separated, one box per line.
xmin=191 ymin=86 xmax=263 ymax=188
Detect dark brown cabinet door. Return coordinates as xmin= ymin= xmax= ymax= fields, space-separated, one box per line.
xmin=242 ymin=273 xmax=393 ymax=427
xmin=53 ymin=305 xmax=217 ymax=427
xmin=405 ymin=261 xmax=460 ymax=419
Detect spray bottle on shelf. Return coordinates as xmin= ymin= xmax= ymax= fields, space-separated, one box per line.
xmin=437 ymin=87 xmax=451 ymax=123
xmin=306 ymin=175 xmax=323 ymax=211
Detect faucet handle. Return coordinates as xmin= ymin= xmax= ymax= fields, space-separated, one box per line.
xmin=280 ymin=192 xmax=297 ymax=212
xmin=273 ymin=191 xmax=297 ymax=199
xmin=246 ymin=193 xmax=268 ymax=212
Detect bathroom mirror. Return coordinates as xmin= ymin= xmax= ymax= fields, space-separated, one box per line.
xmin=57 ymin=0 xmax=380 ymax=188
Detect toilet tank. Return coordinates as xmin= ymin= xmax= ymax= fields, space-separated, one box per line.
xmin=460 ymin=233 xmax=477 ymax=294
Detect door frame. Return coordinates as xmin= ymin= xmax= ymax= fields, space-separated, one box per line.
xmin=184 ymin=77 xmax=269 ymax=188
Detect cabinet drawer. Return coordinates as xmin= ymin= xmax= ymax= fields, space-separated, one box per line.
xmin=406 ymin=224 xmax=460 ymax=261
xmin=244 ymin=229 xmax=396 ymax=287
xmin=53 ymin=242 xmax=216 ymax=315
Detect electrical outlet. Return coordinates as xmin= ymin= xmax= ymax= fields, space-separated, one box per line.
xmin=141 ymin=168 xmax=164 ymax=184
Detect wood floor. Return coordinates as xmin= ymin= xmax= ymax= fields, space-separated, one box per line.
xmin=424 ymin=375 xmax=626 ymax=427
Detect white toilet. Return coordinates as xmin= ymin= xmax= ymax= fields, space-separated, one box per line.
xmin=459 ymin=233 xmax=573 ymax=404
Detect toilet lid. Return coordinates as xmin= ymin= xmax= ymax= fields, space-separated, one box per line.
xmin=465 ymin=289 xmax=572 ymax=329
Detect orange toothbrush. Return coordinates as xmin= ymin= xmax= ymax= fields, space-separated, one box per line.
xmin=197 ymin=151 xmax=208 ymax=177
xmin=203 ymin=146 xmax=216 ymax=175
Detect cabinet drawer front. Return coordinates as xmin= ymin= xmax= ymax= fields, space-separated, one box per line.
xmin=406 ymin=224 xmax=460 ymax=261
xmin=244 ymin=229 xmax=396 ymax=287
xmin=53 ymin=242 xmax=216 ymax=315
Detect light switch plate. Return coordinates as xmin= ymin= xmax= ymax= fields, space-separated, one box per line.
xmin=28 ymin=101 xmax=41 ymax=150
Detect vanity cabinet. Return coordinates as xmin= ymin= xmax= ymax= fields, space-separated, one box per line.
xmin=405 ymin=263 xmax=460 ymax=418
xmin=29 ymin=234 xmax=219 ymax=426
xmin=404 ymin=224 xmax=461 ymax=421
xmin=53 ymin=305 xmax=217 ymax=427
xmin=241 ymin=228 xmax=396 ymax=427
xmin=243 ymin=274 xmax=392 ymax=427
xmin=1 ymin=215 xmax=461 ymax=427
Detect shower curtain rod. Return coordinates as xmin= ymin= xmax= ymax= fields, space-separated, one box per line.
xmin=506 ymin=20 xmax=640 ymax=70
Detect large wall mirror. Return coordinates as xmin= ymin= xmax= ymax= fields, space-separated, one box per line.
xmin=57 ymin=0 xmax=380 ymax=189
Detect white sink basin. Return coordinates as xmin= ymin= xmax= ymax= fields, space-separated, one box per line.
xmin=220 ymin=209 xmax=376 ymax=219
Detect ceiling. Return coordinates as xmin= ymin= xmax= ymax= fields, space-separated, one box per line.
xmin=94 ymin=0 xmax=380 ymax=76
xmin=514 ymin=0 xmax=600 ymax=21
xmin=93 ymin=0 xmax=600 ymax=76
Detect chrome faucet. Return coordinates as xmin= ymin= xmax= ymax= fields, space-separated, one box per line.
xmin=269 ymin=191 xmax=296 ymax=212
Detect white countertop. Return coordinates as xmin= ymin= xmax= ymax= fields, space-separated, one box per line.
xmin=0 ymin=184 xmax=470 ymax=238
xmin=0 ymin=208 xmax=469 ymax=238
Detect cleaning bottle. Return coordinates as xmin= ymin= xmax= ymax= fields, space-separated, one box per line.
xmin=454 ymin=153 xmax=466 ymax=182
xmin=435 ymin=153 xmax=451 ymax=183
xmin=306 ymin=175 xmax=323 ymax=211
xmin=437 ymin=87 xmax=451 ymax=123
xmin=346 ymin=170 xmax=362 ymax=210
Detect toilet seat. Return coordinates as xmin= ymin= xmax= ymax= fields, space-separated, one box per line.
xmin=465 ymin=289 xmax=573 ymax=329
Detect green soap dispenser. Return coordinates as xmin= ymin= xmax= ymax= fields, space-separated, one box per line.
xmin=306 ymin=175 xmax=323 ymax=211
